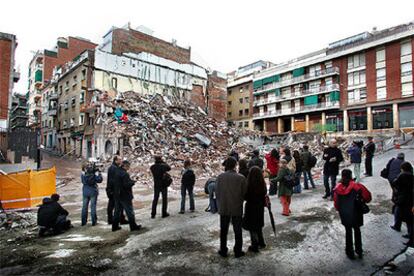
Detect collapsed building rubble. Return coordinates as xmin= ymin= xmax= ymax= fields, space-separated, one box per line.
xmin=0 ymin=211 xmax=37 ymax=230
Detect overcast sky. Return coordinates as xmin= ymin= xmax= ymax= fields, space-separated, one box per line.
xmin=2 ymin=0 xmax=414 ymax=94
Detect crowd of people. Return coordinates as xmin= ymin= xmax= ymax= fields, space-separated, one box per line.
xmin=36 ymin=137 xmax=414 ymax=260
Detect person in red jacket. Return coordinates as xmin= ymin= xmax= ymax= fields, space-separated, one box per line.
xmin=265 ymin=149 xmax=280 ymax=195
xmin=334 ymin=169 xmax=372 ymax=259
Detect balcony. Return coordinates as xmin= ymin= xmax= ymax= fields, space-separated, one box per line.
xmin=253 ymin=101 xmax=340 ymax=120
xmin=48 ymin=108 xmax=57 ymax=116
xmin=33 ymin=89 xmax=42 ymax=99
xmin=34 ymin=69 xmax=43 ymax=87
xmin=254 ymin=83 xmax=340 ymax=107
xmin=13 ymin=70 xmax=20 ymax=82
xmin=254 ymin=67 xmax=340 ymax=95
xmin=49 ymin=93 xmax=58 ymax=100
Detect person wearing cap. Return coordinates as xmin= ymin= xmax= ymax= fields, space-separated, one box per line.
xmin=112 ymin=160 xmax=141 ymax=232
xmin=385 ymin=153 xmax=406 ymax=232
xmin=150 ymin=156 xmax=171 ymax=218
xmin=363 ymin=137 xmax=376 ymax=177
xmin=248 ymin=150 xmax=264 ymax=170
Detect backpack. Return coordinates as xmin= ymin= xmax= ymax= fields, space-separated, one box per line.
xmin=308 ymin=155 xmax=317 ymax=168
xmin=162 ymin=173 xmax=173 ymax=187
xmin=381 ymin=158 xmax=394 ymax=179
xmin=287 ymin=158 xmax=296 ymax=173
xmin=204 ymin=178 xmax=216 ymax=194
xmin=283 ymin=173 xmax=296 ymax=189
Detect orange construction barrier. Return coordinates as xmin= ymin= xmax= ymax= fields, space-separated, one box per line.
xmin=0 ymin=167 xmax=56 ymax=210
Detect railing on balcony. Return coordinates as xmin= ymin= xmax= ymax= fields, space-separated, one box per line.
xmin=254 ymin=84 xmax=340 ymax=106
xmin=253 ymin=101 xmax=340 ymax=119
xmin=254 ymin=67 xmax=340 ymax=94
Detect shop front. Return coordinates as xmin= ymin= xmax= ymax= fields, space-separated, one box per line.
xmin=399 ymin=102 xmax=414 ymax=129
xmin=349 ymin=109 xmax=367 ymax=131
xmin=372 ymin=106 xmax=393 ymax=130
xmin=326 ymin=112 xmax=344 ymax=132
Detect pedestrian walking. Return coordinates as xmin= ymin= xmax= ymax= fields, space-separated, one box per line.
xmin=81 ymin=163 xmax=103 ymax=226
xmin=391 ymin=161 xmax=413 ymax=246
xmin=216 ymin=157 xmax=248 ymax=258
xmin=106 ymin=156 xmax=127 ymax=225
xmin=322 ymin=139 xmax=344 ymax=200
xmin=385 ymin=153 xmax=406 ymax=232
xmin=347 ymin=141 xmax=363 ymax=183
xmin=333 ymin=169 xmax=372 ymax=259
xmin=112 ymin=160 xmax=142 ymax=232
xmin=270 ymin=159 xmax=294 ymax=216
xmin=292 ymin=150 xmax=303 ymax=194
xmin=243 ymin=166 xmax=267 ymax=253
xmin=180 ymin=160 xmax=196 ymax=214
xmin=364 ymin=136 xmax=376 ymax=177
xmin=266 ymin=148 xmax=280 ymax=195
xmin=238 ymin=159 xmax=249 ymax=178
xmin=248 ymin=149 xmax=264 ymax=170
xmin=150 ymin=156 xmax=171 ymax=219
xmin=301 ymin=145 xmax=316 ymax=189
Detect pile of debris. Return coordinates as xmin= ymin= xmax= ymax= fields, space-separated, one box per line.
xmin=99 ymin=91 xmax=251 ymax=179
xmin=0 ymin=211 xmax=37 ymax=230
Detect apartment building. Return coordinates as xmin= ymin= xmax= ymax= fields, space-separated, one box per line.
xmin=227 ymin=61 xmax=271 ymax=129
xmin=253 ymin=22 xmax=414 ymax=134
xmin=9 ymin=93 xmax=27 ymax=130
xmin=0 ymin=32 xmax=19 ymax=129
xmin=27 ymin=36 xmax=96 ymax=127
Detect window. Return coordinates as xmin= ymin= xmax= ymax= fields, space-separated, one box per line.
xmin=63 ymin=120 xmax=68 ymax=128
xmin=64 ymin=101 xmax=68 ymax=109
xmin=228 ymin=101 xmax=232 ymax=106
xmin=71 ymin=97 xmax=76 ymax=107
xmin=325 ymin=77 xmax=333 ymax=86
xmin=245 ymin=85 xmax=249 ymax=90
xmin=81 ymin=69 xmax=86 ymax=80
xmin=111 ymin=77 xmax=118 ymax=89
xmin=376 ymin=49 xmax=385 ymax=62
xmin=239 ymin=87 xmax=243 ymax=93
xmin=227 ymin=112 xmax=232 ymax=117
xmin=73 ymin=75 xmax=78 ymax=84
xmin=401 ymin=62 xmax=412 ymax=77
xmin=70 ymin=118 xmax=75 ymax=127
xmin=79 ymin=113 xmax=85 ymax=125
xmin=245 ymin=97 xmax=249 ymax=103
xmin=80 ymin=91 xmax=85 ymax=103
xmin=59 ymin=85 xmax=63 ymax=95
xmin=348 ymin=88 xmax=367 ymax=103
xmin=228 ymin=89 xmax=232 ymax=95
xmin=244 ymin=121 xmax=249 ymax=128
xmin=348 ymin=70 xmax=366 ymax=86
xmin=348 ymin=53 xmax=365 ymax=69
xmin=377 ymin=87 xmax=387 ymax=100
xmin=401 ymin=42 xmax=412 ymax=56
xmin=244 ymin=109 xmax=249 ymax=115
xmin=376 ymin=68 xmax=386 ymax=81
xmin=239 ymin=110 xmax=243 ymax=116
xmin=402 ymin=82 xmax=413 ymax=97
xmin=239 ymin=98 xmax=243 ymax=104
xmin=325 ymin=61 xmax=333 ymax=68
xmin=65 ymin=81 xmax=69 ymax=91
xmin=239 ymin=122 xmax=243 ymax=128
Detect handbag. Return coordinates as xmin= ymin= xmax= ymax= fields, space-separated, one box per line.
xmin=162 ymin=172 xmax=173 ymax=187
xmin=380 ymin=168 xmax=389 ymax=179
xmin=355 ymin=191 xmax=370 ymax=214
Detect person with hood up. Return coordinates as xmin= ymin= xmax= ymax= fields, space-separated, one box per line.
xmin=334 ymin=169 xmax=372 ymax=259
xmin=391 ymin=161 xmax=414 ymax=246
xmin=81 ymin=163 xmax=103 ymax=226
xmin=180 ymin=159 xmax=196 ymax=214
xmin=347 ymin=141 xmax=363 ymax=183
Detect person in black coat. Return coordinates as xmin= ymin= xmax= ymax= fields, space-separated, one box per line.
xmin=106 ymin=156 xmax=127 ymax=225
xmin=323 ymin=139 xmax=344 ymax=199
xmin=180 ymin=160 xmax=196 ymax=213
xmin=112 ymin=160 xmax=141 ymax=232
xmin=150 ymin=156 xmax=171 ymax=218
xmin=238 ymin=159 xmax=249 ymax=178
xmin=363 ymin=136 xmax=376 ymax=177
xmin=37 ymin=194 xmax=71 ymax=236
xmin=243 ymin=166 xmax=267 ymax=253
xmin=248 ymin=150 xmax=264 ymax=170
xmin=392 ymin=162 xmax=414 ymax=246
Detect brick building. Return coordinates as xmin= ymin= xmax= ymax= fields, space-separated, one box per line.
xmin=0 ymin=32 xmax=19 ymax=129
xmin=227 ymin=61 xmax=272 ymax=129
xmin=253 ymin=22 xmax=414 ymax=134
xmin=27 ymin=36 xmax=97 ymax=126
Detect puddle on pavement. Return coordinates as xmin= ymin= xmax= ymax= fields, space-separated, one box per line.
xmin=143 ymin=239 xmax=208 ymax=257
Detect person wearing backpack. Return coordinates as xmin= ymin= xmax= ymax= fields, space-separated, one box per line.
xmin=323 ymin=139 xmax=344 ymax=200
xmin=180 ymin=160 xmax=196 ymax=214
xmin=301 ymin=145 xmax=316 ymax=189
xmin=81 ymin=163 xmax=103 ymax=226
xmin=150 ymin=155 xmax=171 ymax=219
xmin=283 ymin=148 xmax=296 ymax=174
xmin=333 ymin=169 xmax=372 ymax=259
xmin=347 ymin=141 xmax=363 ymax=183
xmin=270 ymin=159 xmax=294 ymax=216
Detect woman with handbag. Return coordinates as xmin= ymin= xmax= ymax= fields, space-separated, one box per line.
xmin=243 ymin=166 xmax=267 ymax=253
xmin=333 ymin=169 xmax=372 ymax=259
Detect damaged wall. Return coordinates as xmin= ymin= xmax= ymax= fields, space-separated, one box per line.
xmin=207 ymin=71 xmax=227 ymax=122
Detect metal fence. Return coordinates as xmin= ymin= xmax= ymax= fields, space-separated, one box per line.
xmin=0 ymin=128 xmax=38 ymax=163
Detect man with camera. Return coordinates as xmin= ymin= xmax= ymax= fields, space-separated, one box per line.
xmin=81 ymin=162 xmax=103 ymax=226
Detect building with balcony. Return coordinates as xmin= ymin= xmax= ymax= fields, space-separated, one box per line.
xmin=253 ymin=21 xmax=414 ymax=134
xmin=227 ymin=61 xmax=272 ymax=130
xmin=9 ymin=93 xmax=28 ymax=130
xmin=0 ymin=32 xmax=19 ymax=129
xmin=27 ymin=36 xmax=97 ymax=127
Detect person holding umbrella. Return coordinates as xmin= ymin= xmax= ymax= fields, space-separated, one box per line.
xmin=242 ymin=166 xmax=268 ymax=253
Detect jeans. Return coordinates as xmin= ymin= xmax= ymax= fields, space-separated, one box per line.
xmin=303 ymin=170 xmax=315 ymax=189
xmin=54 ymin=215 xmax=70 ymax=234
xmin=208 ymin=183 xmax=217 ymax=213
xmin=113 ymin=198 xmax=138 ymax=230
xmin=353 ymin=163 xmax=361 ymax=183
xmin=323 ymin=174 xmax=337 ymax=197
xmin=293 ymin=171 xmax=302 ymax=193
xmin=345 ymin=226 xmax=362 ymax=255
xmin=180 ymin=185 xmax=195 ymax=212
xmin=393 ymin=205 xmax=402 ymax=230
xmin=107 ymin=192 xmax=126 ymax=224
xmin=365 ymin=156 xmax=373 ymax=176
xmin=82 ymin=194 xmax=97 ymax=225
xmin=280 ymin=195 xmax=291 ymax=215
xmin=220 ymin=215 xmax=243 ymax=254
xmin=249 ymin=228 xmax=265 ymax=250
xmin=152 ymin=186 xmax=168 ymax=216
